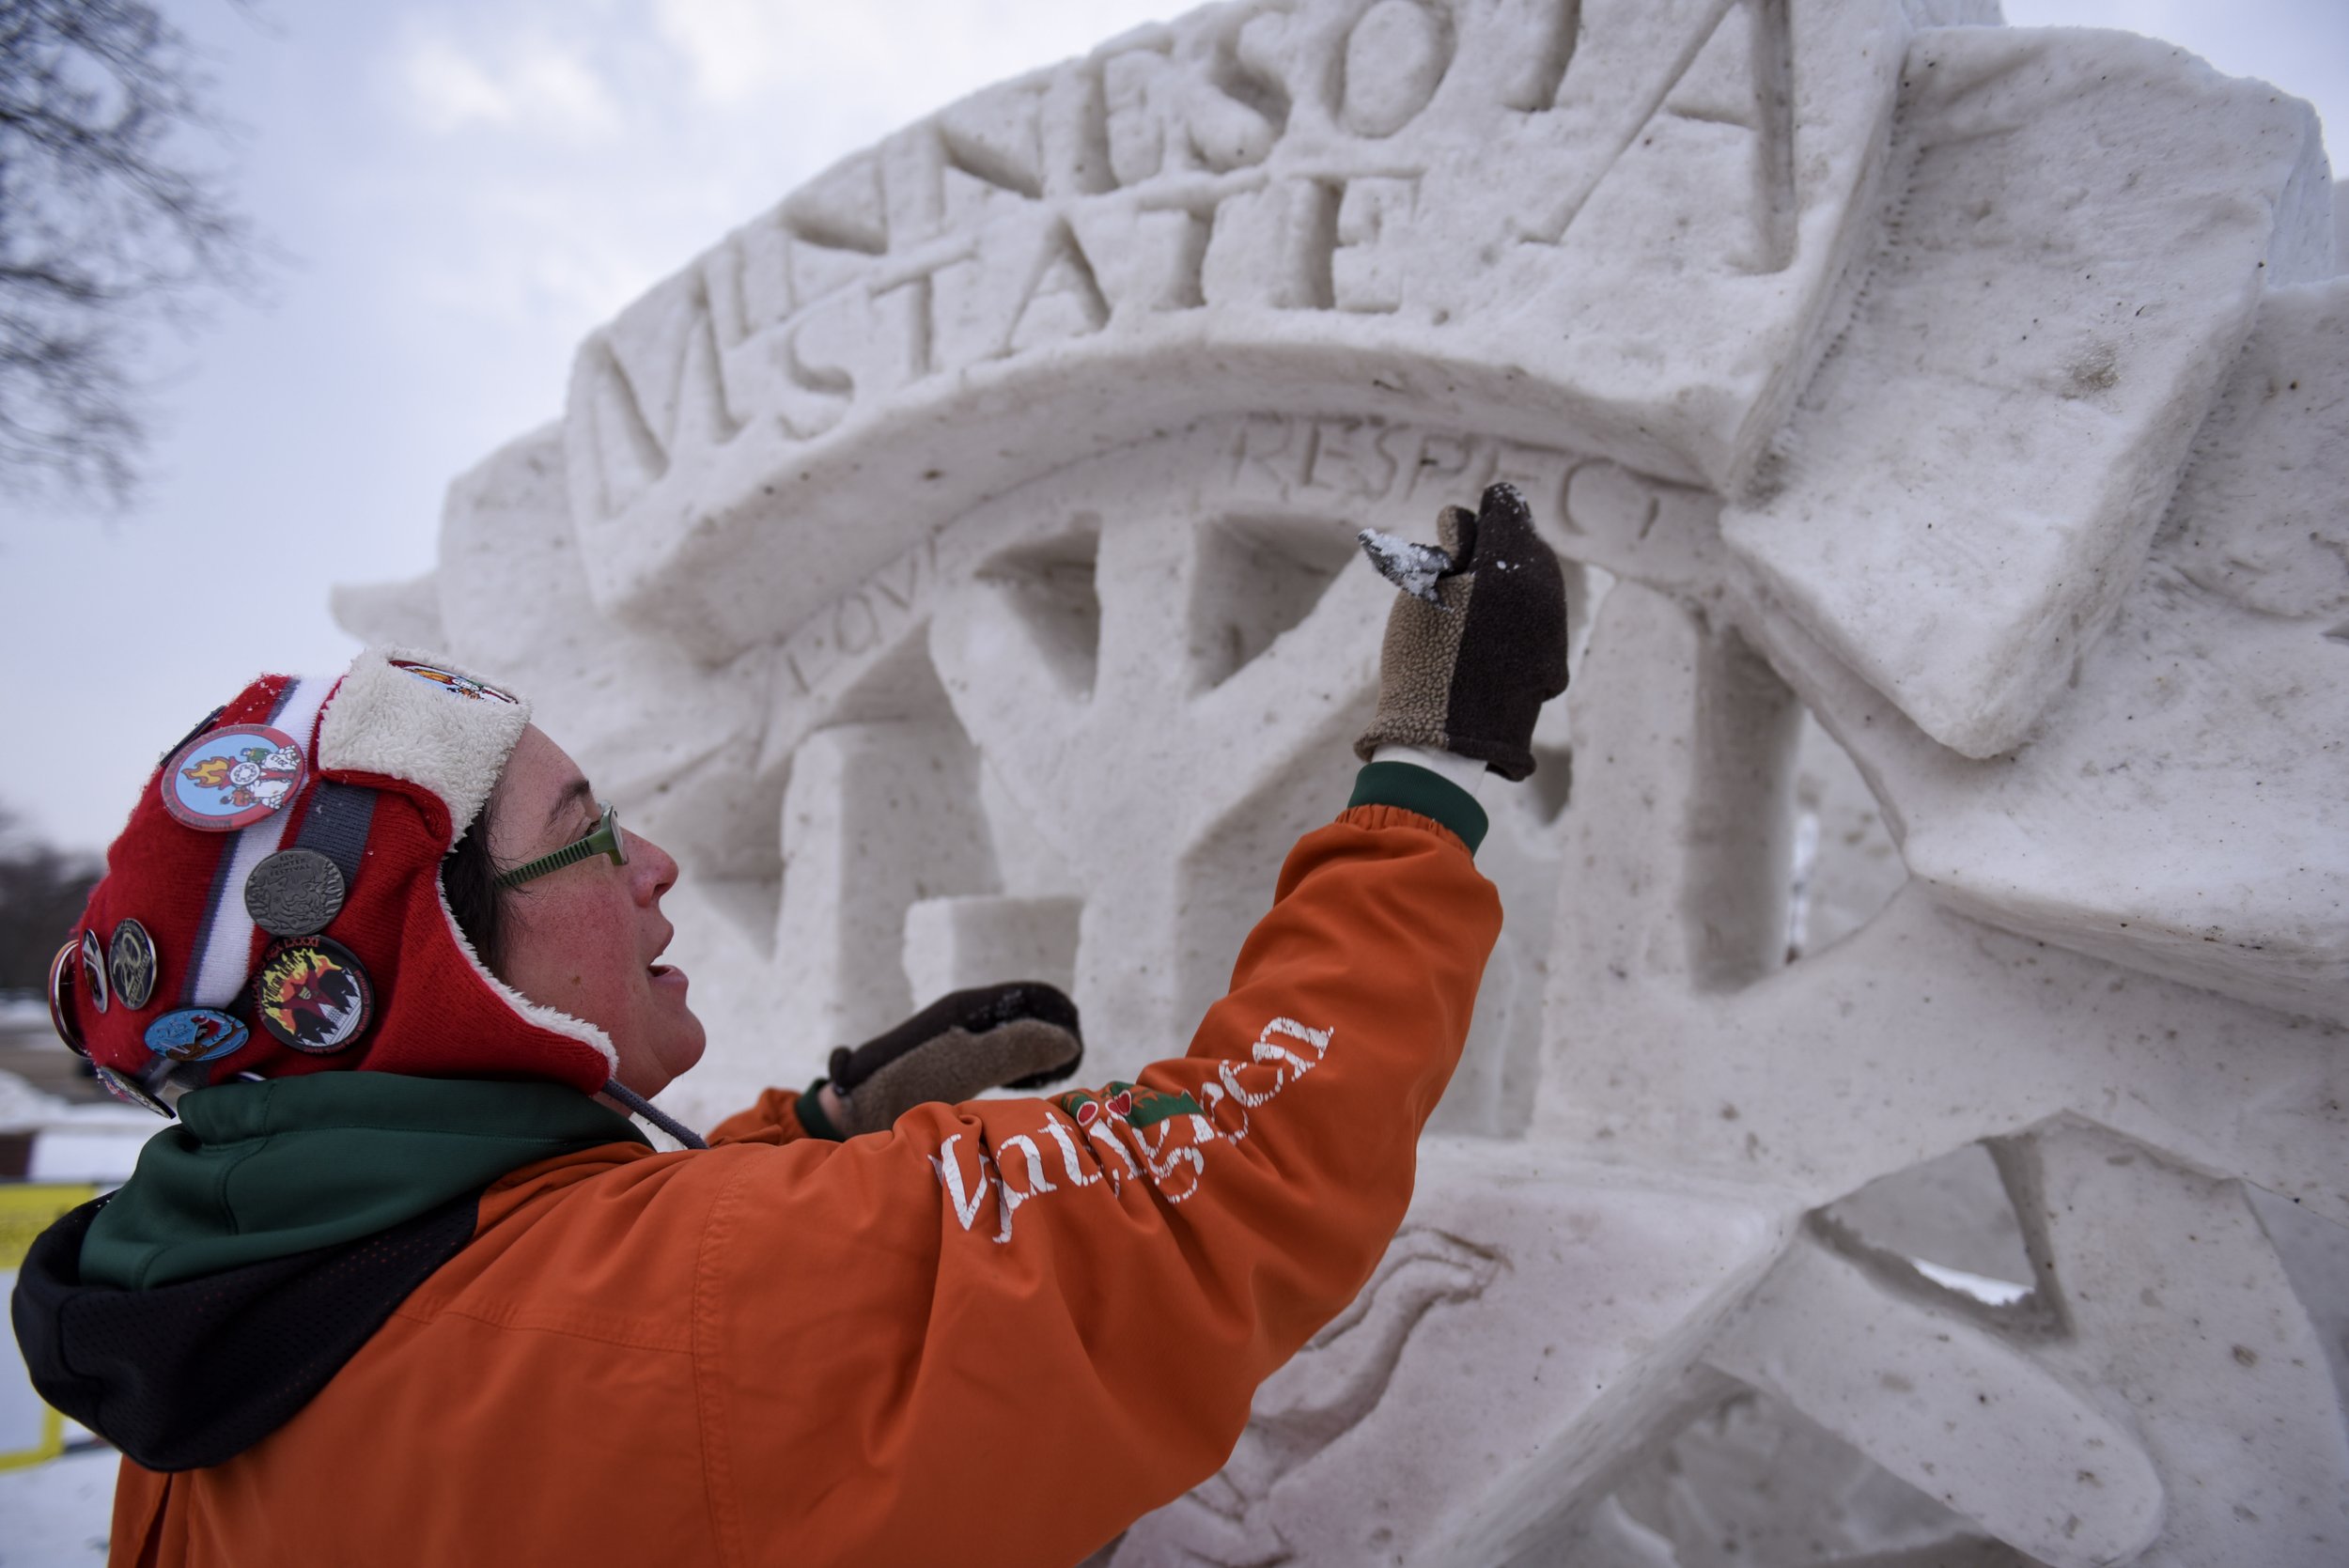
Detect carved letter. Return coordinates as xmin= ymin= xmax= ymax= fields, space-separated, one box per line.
xmin=939 ymin=83 xmax=1048 ymax=201
xmin=1201 ymin=178 xmax=1338 ymax=310
xmin=576 ymin=276 xmax=745 ymax=517
xmin=1337 ymin=0 xmax=1456 ymax=138
xmin=1517 ymin=0 xmax=1794 ymax=268
xmin=1187 ymin=11 xmax=1290 ymax=173
xmin=1043 ymin=61 xmax=1116 ymax=198
xmin=871 ymin=244 xmax=980 ymax=386
xmin=1003 ymin=221 xmax=1112 ymax=355
xmin=1303 ymin=417 xmax=1400 ymax=500
xmin=1494 ymin=0 xmax=1579 ymax=113
xmin=1332 ymin=176 xmax=1421 ymax=313
xmin=1102 ymin=43 xmax=1174 ymax=188
xmin=771 ymin=292 xmax=859 ymax=442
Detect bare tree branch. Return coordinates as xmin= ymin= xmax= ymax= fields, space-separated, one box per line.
xmin=0 ymin=0 xmax=266 ymax=505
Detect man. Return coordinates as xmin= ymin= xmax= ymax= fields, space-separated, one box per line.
xmin=15 ymin=485 xmax=1565 ymax=1566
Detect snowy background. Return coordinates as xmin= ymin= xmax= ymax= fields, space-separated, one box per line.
xmin=0 ymin=0 xmax=2341 ymax=858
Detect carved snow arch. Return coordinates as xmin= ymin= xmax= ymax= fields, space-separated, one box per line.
xmin=340 ymin=0 xmax=2349 ymax=1563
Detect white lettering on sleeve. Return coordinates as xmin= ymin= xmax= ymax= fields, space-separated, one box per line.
xmin=926 ymin=1014 xmax=1334 ymax=1244
xmin=929 ymin=1134 xmax=998 ymax=1233
xmin=991 ymin=1134 xmax=1062 ymax=1243
xmin=1042 ymin=1115 xmax=1107 ymax=1188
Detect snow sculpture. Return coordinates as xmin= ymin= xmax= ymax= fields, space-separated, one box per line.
xmin=338 ymin=0 xmax=2348 ymax=1560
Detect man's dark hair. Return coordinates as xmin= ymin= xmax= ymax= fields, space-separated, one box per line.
xmin=441 ymin=823 xmax=503 ymax=973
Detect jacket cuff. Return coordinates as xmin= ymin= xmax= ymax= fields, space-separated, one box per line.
xmin=705 ymin=1087 xmax=816 ymax=1144
xmin=1346 ymin=761 xmax=1488 ymax=854
xmin=796 ymin=1079 xmax=846 ymax=1141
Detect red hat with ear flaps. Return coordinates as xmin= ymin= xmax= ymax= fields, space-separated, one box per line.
xmin=54 ymin=647 xmax=619 ymax=1109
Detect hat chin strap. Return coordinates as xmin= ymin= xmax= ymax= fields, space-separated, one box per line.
xmin=599 ymin=1079 xmax=708 ymax=1150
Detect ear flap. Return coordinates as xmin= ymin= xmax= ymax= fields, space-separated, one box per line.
xmin=430 ymin=877 xmax=618 ymax=1080
xmin=317 ymin=649 xmax=533 ymax=837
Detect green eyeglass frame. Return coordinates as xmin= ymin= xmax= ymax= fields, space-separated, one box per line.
xmin=498 ymin=800 xmax=629 ymax=889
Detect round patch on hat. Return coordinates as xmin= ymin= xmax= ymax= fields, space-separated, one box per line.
xmin=47 ymin=941 xmax=87 ymax=1057
xmin=390 ymin=660 xmax=519 ymax=705
xmin=94 ymin=1063 xmax=173 ymax=1118
xmin=109 ymin=919 xmax=158 ymax=1011
xmin=253 ymin=937 xmax=374 ymax=1054
xmin=162 ymin=723 xmax=307 ymax=832
xmin=145 ymin=1006 xmax=251 ymax=1063
xmin=244 ymin=847 xmax=347 ymax=938
xmin=79 ymin=929 xmax=108 ymax=1014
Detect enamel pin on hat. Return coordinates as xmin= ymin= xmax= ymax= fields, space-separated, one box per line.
xmin=47 ymin=941 xmax=86 ymax=1057
xmin=161 ymin=723 xmax=307 ymax=832
xmin=108 ymin=919 xmax=158 ymax=1011
xmin=244 ymin=848 xmax=347 ymax=938
xmin=79 ymin=929 xmax=107 ymax=1014
xmin=253 ymin=937 xmax=374 ymax=1054
xmin=144 ymin=1006 xmax=250 ymax=1063
xmin=94 ymin=1063 xmax=173 ymax=1117
xmin=390 ymin=660 xmax=519 ymax=705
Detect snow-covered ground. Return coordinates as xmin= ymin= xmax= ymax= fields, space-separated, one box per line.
xmin=0 ymin=1447 xmax=115 ymax=1566
xmin=4 ymin=1057 xmax=140 ymax=1566
xmin=0 ymin=1059 xmax=157 ymax=1186
xmin=0 ymin=1449 xmax=114 ymax=1567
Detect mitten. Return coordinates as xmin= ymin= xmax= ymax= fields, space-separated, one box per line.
xmin=800 ymin=981 xmax=1084 ymax=1140
xmin=1354 ymin=481 xmax=1568 ymax=782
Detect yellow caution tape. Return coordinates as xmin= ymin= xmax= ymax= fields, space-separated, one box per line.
xmin=0 ymin=1182 xmax=97 ymax=1269
xmin=0 ymin=1407 xmax=68 ymax=1472
xmin=1 ymin=1182 xmax=101 ymax=1470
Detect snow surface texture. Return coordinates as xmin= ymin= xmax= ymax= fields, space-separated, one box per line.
xmin=330 ymin=1 xmax=2348 ymax=1562
xmin=1358 ymin=527 xmax=1455 ymax=603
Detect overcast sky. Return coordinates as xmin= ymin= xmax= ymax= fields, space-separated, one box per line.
xmin=4 ymin=0 xmax=2343 ymax=853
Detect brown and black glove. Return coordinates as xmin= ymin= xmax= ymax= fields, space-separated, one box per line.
xmin=1354 ymin=481 xmax=1568 ymax=782
xmin=798 ymin=981 xmax=1084 ymax=1140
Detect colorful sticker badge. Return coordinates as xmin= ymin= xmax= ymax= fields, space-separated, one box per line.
xmin=253 ymin=937 xmax=374 ymax=1054
xmin=390 ymin=660 xmax=519 ymax=705
xmin=1053 ymin=1080 xmax=1204 ymax=1131
xmin=108 ymin=919 xmax=158 ymax=1011
xmin=144 ymin=1006 xmax=250 ymax=1063
xmin=46 ymin=940 xmax=86 ymax=1057
xmin=79 ymin=929 xmax=108 ymax=1014
xmin=243 ymin=847 xmax=347 ymax=938
xmin=94 ymin=1063 xmax=173 ymax=1118
xmin=161 ymin=723 xmax=306 ymax=832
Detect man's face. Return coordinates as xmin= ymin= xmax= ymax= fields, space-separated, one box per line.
xmin=485 ymin=725 xmax=706 ymax=1098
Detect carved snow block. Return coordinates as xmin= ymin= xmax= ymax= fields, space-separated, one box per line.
xmin=1722 ymin=27 xmax=2331 ymax=759
xmin=1712 ymin=1122 xmax=2349 ymax=1567
xmin=768 ymin=722 xmax=997 ymax=1056
xmin=902 ymin=895 xmax=1083 ymax=1008
xmin=1750 ymin=277 xmax=2349 ymax=1024
xmin=1112 ymin=1141 xmax=1796 ymax=1568
xmin=560 ymin=0 xmax=1935 ymax=663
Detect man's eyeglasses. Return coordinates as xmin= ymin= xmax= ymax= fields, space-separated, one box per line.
xmin=498 ymin=801 xmax=629 ymax=889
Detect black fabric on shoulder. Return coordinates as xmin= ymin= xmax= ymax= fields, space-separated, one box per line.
xmin=12 ymin=1191 xmax=481 ymax=1472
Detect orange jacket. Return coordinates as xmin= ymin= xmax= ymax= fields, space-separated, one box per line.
xmin=107 ymin=805 xmax=1500 ymax=1566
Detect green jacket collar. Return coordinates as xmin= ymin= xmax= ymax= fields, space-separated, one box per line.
xmin=82 ymin=1073 xmax=646 ymax=1290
